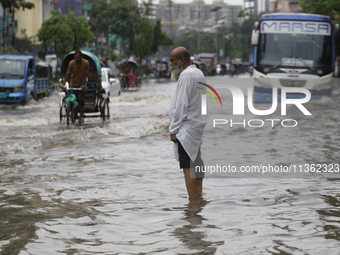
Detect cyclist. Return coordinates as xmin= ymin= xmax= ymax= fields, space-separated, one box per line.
xmin=62 ymin=50 xmax=89 ymax=124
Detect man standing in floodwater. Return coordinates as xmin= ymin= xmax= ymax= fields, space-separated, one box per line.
xmin=169 ymin=46 xmax=209 ymax=199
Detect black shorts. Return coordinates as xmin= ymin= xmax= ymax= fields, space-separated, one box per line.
xmin=68 ymin=86 xmax=85 ymax=106
xmin=178 ymin=141 xmax=205 ymax=179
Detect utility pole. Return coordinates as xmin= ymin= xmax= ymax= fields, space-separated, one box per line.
xmin=210 ymin=6 xmax=222 ymax=63
xmin=169 ymin=0 xmax=172 ymax=39
xmin=197 ymin=0 xmax=201 ymax=52
xmin=2 ymin=7 xmax=7 ymax=50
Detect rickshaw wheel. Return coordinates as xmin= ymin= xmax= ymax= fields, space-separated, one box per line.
xmin=102 ymin=99 xmax=110 ymax=121
xmin=59 ymin=107 xmax=64 ymax=123
xmin=66 ymin=103 xmax=76 ymax=126
xmin=60 ymin=99 xmax=66 ymax=123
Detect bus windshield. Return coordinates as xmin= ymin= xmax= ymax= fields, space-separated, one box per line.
xmin=0 ymin=59 xmax=26 ymax=79
xmin=257 ymin=33 xmax=333 ymax=74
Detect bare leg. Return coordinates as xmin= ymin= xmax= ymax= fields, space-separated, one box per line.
xmin=183 ymin=167 xmax=202 ymax=199
xmin=79 ymin=105 xmax=84 ymax=123
xmin=196 ymin=179 xmax=203 ymax=196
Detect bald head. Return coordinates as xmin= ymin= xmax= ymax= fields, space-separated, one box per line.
xmin=172 ymin=46 xmax=190 ymax=62
xmin=170 ymin=46 xmax=191 ymax=71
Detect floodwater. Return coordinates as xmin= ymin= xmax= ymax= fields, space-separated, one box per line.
xmin=0 ymin=76 xmax=340 ymax=255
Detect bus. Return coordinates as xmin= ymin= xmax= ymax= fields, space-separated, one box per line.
xmin=251 ymin=13 xmax=336 ymax=103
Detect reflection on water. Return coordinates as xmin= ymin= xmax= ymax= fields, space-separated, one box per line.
xmin=173 ymin=198 xmax=224 ymax=254
xmin=318 ymin=193 xmax=340 ymax=242
xmin=1 ymin=77 xmax=340 ymax=254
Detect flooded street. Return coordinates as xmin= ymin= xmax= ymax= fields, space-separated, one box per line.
xmin=1 ymin=76 xmax=340 ymax=255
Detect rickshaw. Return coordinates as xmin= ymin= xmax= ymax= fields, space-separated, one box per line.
xmin=155 ymin=58 xmax=170 ymax=80
xmin=59 ymin=50 xmax=110 ymax=126
xmin=120 ymin=59 xmax=141 ymax=91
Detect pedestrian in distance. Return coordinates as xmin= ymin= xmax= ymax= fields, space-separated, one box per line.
xmin=169 ymin=46 xmax=209 ymax=200
xmin=62 ymin=50 xmax=89 ymax=124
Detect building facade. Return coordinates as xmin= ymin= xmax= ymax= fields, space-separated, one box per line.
xmin=156 ymin=0 xmax=242 ymax=38
xmin=54 ymin=0 xmax=83 ymax=17
xmin=254 ymin=0 xmax=270 ymax=15
xmin=269 ymin=0 xmax=301 ymax=13
xmin=244 ymin=0 xmax=270 ymax=16
xmin=0 ymin=0 xmax=55 ymax=43
xmin=15 ymin=0 xmax=43 ymax=41
xmin=43 ymin=0 xmax=54 ymax=21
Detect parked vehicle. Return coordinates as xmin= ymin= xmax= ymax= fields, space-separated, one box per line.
xmin=229 ymin=60 xmax=244 ymax=77
xmin=198 ymin=53 xmax=217 ymax=76
xmin=35 ymin=62 xmax=55 ymax=99
xmin=155 ymin=58 xmax=170 ymax=79
xmin=0 ymin=52 xmax=52 ymax=105
xmin=59 ymin=50 xmax=110 ymax=125
xmin=220 ymin=63 xmax=227 ymax=75
xmin=216 ymin=64 xmax=221 ymax=75
xmin=120 ymin=60 xmax=141 ymax=91
xmin=101 ymin=67 xmax=121 ymax=97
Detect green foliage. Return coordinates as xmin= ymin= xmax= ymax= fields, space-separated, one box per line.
xmin=16 ymin=29 xmax=35 ymax=53
xmin=134 ymin=19 xmax=153 ymax=59
xmin=86 ymin=0 xmax=141 ymax=53
xmin=140 ymin=0 xmax=153 ymax=17
xmin=173 ymin=11 xmax=255 ymax=62
xmin=300 ymin=0 xmax=340 ymax=23
xmin=66 ymin=12 xmax=95 ymax=50
xmin=1 ymin=45 xmax=18 ymax=53
xmin=152 ymin=19 xmax=173 ymax=54
xmin=85 ymin=0 xmax=172 ymax=58
xmin=0 ymin=0 xmax=34 ymax=12
xmin=224 ymin=23 xmax=243 ymax=60
xmin=37 ymin=10 xmax=95 ymax=59
xmin=103 ymin=47 xmax=117 ymax=62
xmin=137 ymin=64 xmax=152 ymax=77
xmin=37 ymin=10 xmax=73 ymax=58
xmin=239 ymin=13 xmax=256 ymax=60
xmin=174 ymin=30 xmax=215 ymax=55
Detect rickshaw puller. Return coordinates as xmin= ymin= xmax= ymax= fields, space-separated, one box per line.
xmin=62 ymin=50 xmax=89 ymax=124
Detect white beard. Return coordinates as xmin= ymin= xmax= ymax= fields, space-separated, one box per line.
xmin=171 ymin=62 xmax=184 ymax=81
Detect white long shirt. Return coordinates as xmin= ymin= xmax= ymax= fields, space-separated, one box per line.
xmin=169 ymin=65 xmax=209 ymax=162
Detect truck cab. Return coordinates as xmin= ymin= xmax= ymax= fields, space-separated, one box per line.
xmin=0 ymin=52 xmax=36 ymax=105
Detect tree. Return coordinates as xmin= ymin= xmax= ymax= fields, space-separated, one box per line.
xmin=152 ymin=19 xmax=172 ymax=54
xmin=300 ymin=0 xmax=340 ymax=23
xmin=103 ymin=47 xmax=117 ymax=63
xmin=65 ymin=12 xmax=95 ymax=50
xmin=86 ymin=0 xmax=141 ymax=55
xmin=16 ymin=29 xmax=35 ymax=53
xmin=134 ymin=19 xmax=153 ymax=59
xmin=239 ymin=12 xmax=256 ymax=61
xmin=174 ymin=30 xmax=216 ymax=55
xmin=85 ymin=0 xmax=172 ymax=58
xmin=37 ymin=10 xmax=95 ymax=59
xmin=0 ymin=45 xmax=18 ymax=53
xmin=0 ymin=0 xmax=34 ymax=11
